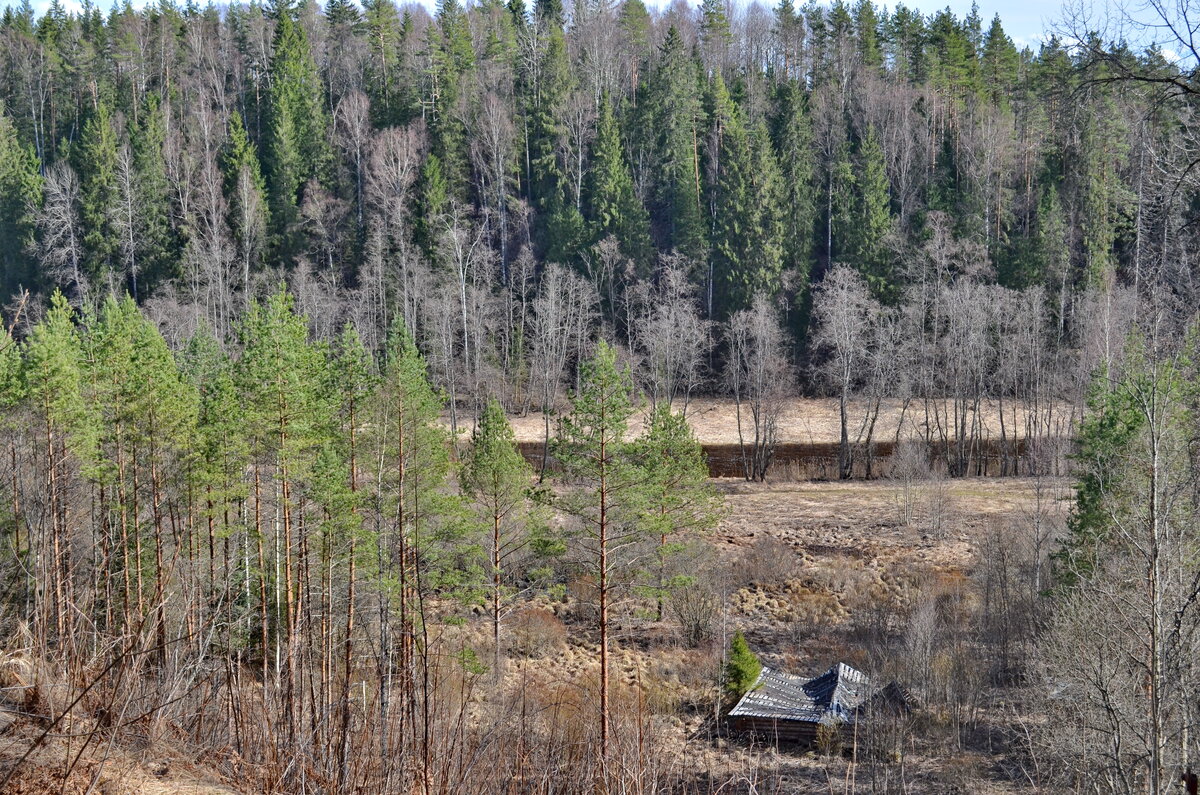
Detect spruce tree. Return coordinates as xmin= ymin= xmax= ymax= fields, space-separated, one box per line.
xmin=853 ymin=125 xmax=894 ymax=300
xmin=77 ymin=100 xmax=120 ymax=287
xmin=1080 ymin=100 xmax=1132 ymax=288
xmin=829 ymin=140 xmax=856 ymax=264
xmin=648 ymin=26 xmax=706 ymax=264
xmin=772 ymin=82 xmax=816 ymax=292
xmin=852 ymin=0 xmax=882 ymax=70
xmin=526 ymin=12 xmax=582 ymax=264
xmin=981 ymin=14 xmax=1019 ymax=106
xmin=708 ymin=76 xmax=754 ymax=317
xmin=0 ymin=104 xmax=42 ymax=296
xmin=415 ymin=153 xmax=448 ymax=260
xmin=584 ymin=95 xmax=652 ymax=273
xmin=698 ymin=0 xmax=731 ymax=75
xmin=264 ymin=1 xmax=332 ymax=263
xmin=363 ymin=0 xmax=410 ymax=125
xmin=130 ymin=93 xmax=177 ymax=295
xmin=430 ymin=0 xmax=475 ymax=200
xmin=709 ymin=80 xmax=785 ymax=318
xmin=725 ymin=630 xmax=761 ymax=695
xmin=325 ymin=0 xmax=361 ymax=26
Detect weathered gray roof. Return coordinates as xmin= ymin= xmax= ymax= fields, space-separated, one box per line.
xmin=728 ymin=663 xmax=872 ymax=725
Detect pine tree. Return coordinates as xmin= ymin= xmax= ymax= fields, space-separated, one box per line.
xmin=181 ymin=328 xmax=249 ymax=616
xmin=619 ymin=0 xmax=651 ymax=90
xmin=367 ymin=316 xmax=461 ymax=780
xmin=462 ymin=398 xmax=537 ymax=672
xmin=927 ymin=8 xmax=980 ymax=100
xmin=89 ymin=297 xmax=198 ymax=642
xmin=237 ymin=285 xmax=332 ymax=715
xmin=635 ymin=404 xmax=721 ymax=622
xmin=549 ymin=340 xmax=643 ymax=768
xmin=23 ymin=291 xmax=88 ymax=644
xmin=584 ymin=95 xmax=652 ymax=273
xmin=326 ymin=322 xmax=376 ymax=779
xmin=0 ymin=325 xmax=25 ymax=583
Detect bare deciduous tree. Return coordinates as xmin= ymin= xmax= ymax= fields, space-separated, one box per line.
xmin=726 ymin=292 xmax=790 ymax=482
xmin=813 ymin=265 xmax=878 ymax=480
xmin=34 ymin=162 xmax=87 ymax=302
xmin=628 ymin=254 xmax=709 ymax=414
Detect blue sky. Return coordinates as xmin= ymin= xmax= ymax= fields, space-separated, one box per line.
xmin=14 ymin=0 xmax=1061 ymax=49
xmin=900 ymin=1 xmax=1055 ymax=49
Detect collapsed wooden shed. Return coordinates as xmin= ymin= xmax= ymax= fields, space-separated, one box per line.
xmin=727 ymin=663 xmax=912 ymax=747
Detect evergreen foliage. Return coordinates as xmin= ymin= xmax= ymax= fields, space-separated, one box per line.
xmin=264 ymin=2 xmax=331 ymax=263
xmin=585 ymin=95 xmax=652 ymax=272
xmin=0 ymin=104 xmax=41 ymax=296
xmin=635 ymin=404 xmax=722 ymax=621
xmin=725 ymin=630 xmax=761 ymax=695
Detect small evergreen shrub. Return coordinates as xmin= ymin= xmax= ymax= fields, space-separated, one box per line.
xmin=725 ymin=630 xmax=762 ymax=695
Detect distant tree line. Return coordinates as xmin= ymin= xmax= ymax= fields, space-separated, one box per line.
xmin=0 ymin=0 xmax=1194 ymax=449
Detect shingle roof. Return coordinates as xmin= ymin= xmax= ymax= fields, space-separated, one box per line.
xmin=728 ymin=663 xmax=872 ymax=725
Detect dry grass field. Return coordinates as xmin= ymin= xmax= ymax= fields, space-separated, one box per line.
xmin=448 ymin=397 xmax=1078 ymax=446
xmin=479 ymin=474 xmax=1072 ymax=793
xmin=0 ymin=463 xmax=1068 ymax=792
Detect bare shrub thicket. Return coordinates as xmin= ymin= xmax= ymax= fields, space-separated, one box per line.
xmin=923 ymin=469 xmax=952 ymax=538
xmin=726 ymin=293 xmax=791 ymax=482
xmin=889 ymin=439 xmax=929 ymax=526
xmin=508 ymin=606 xmax=568 ymax=659
xmin=733 ymin=536 xmax=796 ymax=589
xmin=669 ymin=575 xmax=720 ymax=648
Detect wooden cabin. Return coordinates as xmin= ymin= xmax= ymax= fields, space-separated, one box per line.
xmin=728 ymin=663 xmax=911 ymax=748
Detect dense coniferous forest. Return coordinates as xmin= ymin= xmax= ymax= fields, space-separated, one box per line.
xmin=1 ymin=0 xmax=1200 ymax=791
